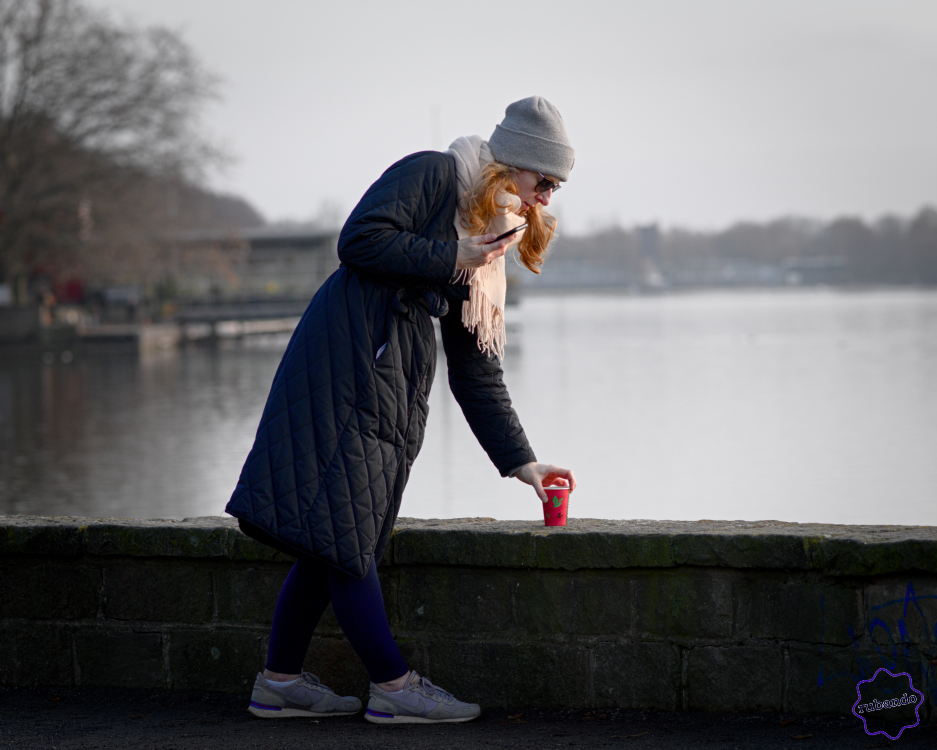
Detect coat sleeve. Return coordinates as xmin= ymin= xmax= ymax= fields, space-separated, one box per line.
xmin=439 ymin=298 xmax=537 ymax=476
xmin=337 ymin=152 xmax=460 ymax=285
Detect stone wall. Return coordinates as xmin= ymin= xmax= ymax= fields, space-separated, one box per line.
xmin=1 ymin=516 xmax=935 ymax=718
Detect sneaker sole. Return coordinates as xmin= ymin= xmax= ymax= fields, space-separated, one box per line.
xmin=364 ymin=709 xmax=479 ymax=724
xmin=248 ymin=702 xmax=359 ymax=719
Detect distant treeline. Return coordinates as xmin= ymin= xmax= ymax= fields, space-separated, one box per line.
xmin=542 ymin=207 xmax=937 ymax=288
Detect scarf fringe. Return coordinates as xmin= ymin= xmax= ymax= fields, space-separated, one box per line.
xmin=455 ymin=257 xmax=507 ymax=360
xmin=446 ymin=135 xmax=517 ymax=361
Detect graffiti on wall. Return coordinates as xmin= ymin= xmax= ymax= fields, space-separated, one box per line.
xmin=818 ymin=581 xmax=937 ymax=705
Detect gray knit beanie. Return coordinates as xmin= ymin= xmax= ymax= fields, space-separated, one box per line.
xmin=488 ymin=96 xmax=575 ymax=182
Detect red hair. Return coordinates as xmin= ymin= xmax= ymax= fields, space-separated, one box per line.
xmin=459 ymin=162 xmax=556 ymax=274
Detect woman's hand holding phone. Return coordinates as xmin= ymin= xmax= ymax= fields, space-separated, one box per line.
xmin=456 ymin=233 xmax=512 ymax=270
xmin=455 ymin=223 xmax=527 ymax=270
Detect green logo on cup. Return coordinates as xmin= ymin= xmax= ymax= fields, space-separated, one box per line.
xmin=552 ymin=495 xmax=561 ymax=507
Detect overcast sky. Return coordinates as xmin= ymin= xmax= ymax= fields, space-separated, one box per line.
xmin=86 ymin=0 xmax=937 ymax=235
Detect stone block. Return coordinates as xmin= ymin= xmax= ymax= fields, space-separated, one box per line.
xmin=0 ymin=562 xmax=101 ymax=620
xmin=787 ymin=643 xmax=929 ymax=716
xmin=421 ymin=639 xmax=591 ymax=708
xmin=226 ymin=528 xmax=297 ymax=563
xmin=0 ymin=625 xmax=73 ymax=686
xmin=686 ymin=644 xmax=783 ymax=712
xmin=303 ymin=636 xmax=370 ymax=698
xmin=75 ymin=630 xmax=166 ymax=687
xmin=214 ymin=567 xmax=289 ymax=624
xmin=592 ymin=641 xmax=680 ymax=709
xmin=632 ymin=568 xmax=734 ymax=639
xmin=672 ymin=531 xmax=810 ymax=570
xmin=863 ymin=575 xmax=937 ymax=655
xmin=315 ymin=603 xmax=342 ymax=636
xmin=0 ymin=517 xmax=81 ymax=556
xmin=513 ymin=571 xmax=631 ymax=635
xmin=168 ymin=629 xmax=262 ymax=692
xmin=394 ymin=568 xmax=515 ymax=634
xmin=394 ymin=636 xmax=424 ymax=675
xmin=105 ymin=564 xmax=212 ymax=622
xmin=738 ymin=577 xmax=860 ymax=645
xmin=534 ymin=530 xmax=673 ymax=570
xmin=83 ymin=520 xmax=229 ymax=558
xmin=806 ymin=535 xmax=937 ymax=577
xmin=392 ymin=527 xmax=538 ymax=569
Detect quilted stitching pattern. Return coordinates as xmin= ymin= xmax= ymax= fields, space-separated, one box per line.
xmin=226 ymin=151 xmax=535 ymax=579
xmin=439 ymin=298 xmax=537 ymax=477
xmin=338 ymin=152 xmax=459 ymax=286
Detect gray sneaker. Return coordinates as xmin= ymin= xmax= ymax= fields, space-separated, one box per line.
xmin=365 ymin=671 xmax=481 ymax=724
xmin=248 ymin=672 xmax=362 ymax=718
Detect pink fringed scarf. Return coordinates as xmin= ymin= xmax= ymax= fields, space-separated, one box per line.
xmin=445 ymin=135 xmax=526 ymax=360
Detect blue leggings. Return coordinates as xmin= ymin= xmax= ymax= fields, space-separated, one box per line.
xmin=264 ymin=557 xmax=409 ymax=684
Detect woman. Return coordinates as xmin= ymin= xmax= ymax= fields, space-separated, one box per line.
xmin=226 ymin=96 xmax=577 ymax=724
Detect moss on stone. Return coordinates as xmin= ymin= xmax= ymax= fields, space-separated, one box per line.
xmin=534 ymin=530 xmax=673 ymax=570
xmin=0 ymin=519 xmax=82 ymax=556
xmin=1 ymin=516 xmax=935 ymax=575
xmin=83 ymin=522 xmax=229 ymax=558
xmin=673 ymin=531 xmax=810 ymax=570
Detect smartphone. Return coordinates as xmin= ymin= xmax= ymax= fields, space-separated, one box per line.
xmin=487 ymin=224 xmax=527 ymax=244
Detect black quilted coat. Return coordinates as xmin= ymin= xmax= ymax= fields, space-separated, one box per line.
xmin=225 ymin=151 xmax=536 ymax=578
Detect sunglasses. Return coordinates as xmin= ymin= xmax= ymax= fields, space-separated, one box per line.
xmin=535 ymin=173 xmax=562 ymax=194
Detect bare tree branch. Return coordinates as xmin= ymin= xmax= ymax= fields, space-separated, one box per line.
xmin=0 ymin=0 xmax=228 ymax=290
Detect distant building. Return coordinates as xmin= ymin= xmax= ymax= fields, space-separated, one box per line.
xmin=172 ymin=225 xmax=340 ymax=300
xmin=782 ymin=255 xmax=847 ymax=286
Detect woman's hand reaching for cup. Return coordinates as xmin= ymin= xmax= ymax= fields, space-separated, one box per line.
xmin=512 ymin=462 xmax=577 ymax=504
xmin=456 ymin=234 xmax=512 ymax=270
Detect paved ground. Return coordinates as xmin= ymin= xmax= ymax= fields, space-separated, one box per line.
xmin=0 ymin=687 xmax=934 ymax=749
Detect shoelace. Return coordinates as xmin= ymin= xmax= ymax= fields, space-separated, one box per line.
xmin=299 ymin=672 xmax=335 ymax=694
xmin=415 ymin=675 xmax=455 ymax=705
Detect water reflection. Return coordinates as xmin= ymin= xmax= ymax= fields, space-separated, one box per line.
xmin=2 ymin=289 xmax=936 ymax=525
xmin=0 ymin=339 xmax=285 ymax=518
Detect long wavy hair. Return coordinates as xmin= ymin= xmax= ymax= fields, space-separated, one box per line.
xmin=459 ymin=162 xmax=556 ymax=274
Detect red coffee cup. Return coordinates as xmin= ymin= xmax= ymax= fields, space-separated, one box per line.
xmin=542 ymin=485 xmax=569 ymax=527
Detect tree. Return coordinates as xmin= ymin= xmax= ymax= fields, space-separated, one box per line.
xmin=0 ymin=0 xmax=224 ymax=301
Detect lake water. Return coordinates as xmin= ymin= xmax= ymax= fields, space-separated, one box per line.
xmin=2 ymin=288 xmax=935 ymax=525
